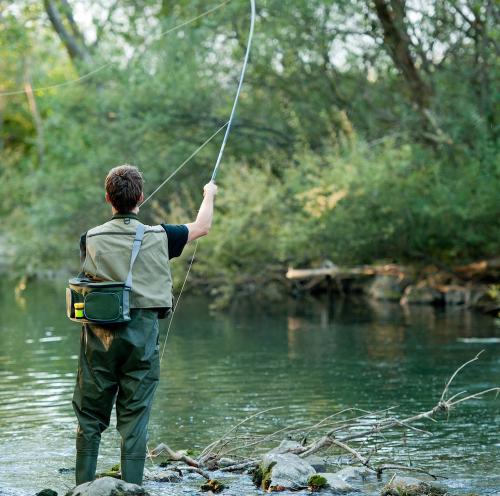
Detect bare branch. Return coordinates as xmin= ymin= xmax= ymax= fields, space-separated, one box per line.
xmin=150 ymin=354 xmax=497 ymax=481
xmin=150 ymin=443 xmax=199 ymax=468
xmin=440 ymin=350 xmax=484 ymax=402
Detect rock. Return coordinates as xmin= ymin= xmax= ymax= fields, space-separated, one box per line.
xmin=304 ymin=455 xmax=327 ymax=472
xmin=442 ymin=285 xmax=469 ymax=305
xmin=471 ymin=287 xmax=499 ymax=314
xmin=381 ymin=475 xmax=445 ymax=496
xmin=65 ymin=477 xmax=148 ymax=496
xmin=334 ymin=466 xmax=373 ymax=482
xmin=143 ymin=470 xmax=181 ymax=483
xmin=401 ymin=284 xmax=442 ymax=305
xmin=268 ymin=439 xmax=302 ymax=454
xmin=368 ymin=276 xmax=410 ymax=301
xmin=316 ymin=473 xmax=356 ymax=493
xmin=200 ymin=479 xmax=225 ymax=493
xmin=36 ymin=491 xmax=57 ymax=496
xmin=58 ymin=468 xmax=75 ymax=474
xmin=259 ymin=453 xmax=316 ymax=491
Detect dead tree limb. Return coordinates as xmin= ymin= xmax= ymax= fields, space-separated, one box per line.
xmin=151 ymin=353 xmax=498 ymax=479
xmin=150 ymin=443 xmax=199 ymax=468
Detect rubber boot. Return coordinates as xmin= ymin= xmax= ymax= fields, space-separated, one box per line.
xmin=75 ymin=452 xmax=98 ymax=485
xmin=120 ymin=457 xmax=145 ymax=485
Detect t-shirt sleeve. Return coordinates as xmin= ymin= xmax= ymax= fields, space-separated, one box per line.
xmin=161 ymin=224 xmax=189 ymax=259
xmin=79 ymin=232 xmax=87 ymax=265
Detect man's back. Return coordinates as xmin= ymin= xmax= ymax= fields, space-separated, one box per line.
xmin=83 ymin=215 xmax=173 ymax=309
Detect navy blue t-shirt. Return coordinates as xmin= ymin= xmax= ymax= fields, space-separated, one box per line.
xmin=161 ymin=224 xmax=189 ymax=258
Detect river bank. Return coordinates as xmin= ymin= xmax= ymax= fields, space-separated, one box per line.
xmin=1 ymin=231 xmax=498 ymax=316
xmin=286 ymin=259 xmax=500 ymax=316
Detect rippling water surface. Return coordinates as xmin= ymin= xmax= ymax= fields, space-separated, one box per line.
xmin=0 ymin=280 xmax=498 ymax=494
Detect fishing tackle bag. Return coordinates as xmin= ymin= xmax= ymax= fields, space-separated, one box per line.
xmin=66 ymin=223 xmax=145 ymax=325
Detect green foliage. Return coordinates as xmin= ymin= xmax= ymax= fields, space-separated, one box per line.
xmin=0 ymin=0 xmax=498 ymax=301
xmin=192 ymin=138 xmax=499 ymax=303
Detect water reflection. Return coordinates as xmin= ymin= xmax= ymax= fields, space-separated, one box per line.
xmin=0 ymin=281 xmax=498 ymax=494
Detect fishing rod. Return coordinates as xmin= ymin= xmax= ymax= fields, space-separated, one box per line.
xmin=210 ymin=0 xmax=256 ymax=181
xmin=157 ymin=0 xmax=256 ymax=363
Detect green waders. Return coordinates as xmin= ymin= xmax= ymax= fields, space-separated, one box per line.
xmin=72 ymin=309 xmax=160 ymax=486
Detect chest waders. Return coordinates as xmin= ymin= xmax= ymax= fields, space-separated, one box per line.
xmin=71 ymin=223 xmax=162 ymax=486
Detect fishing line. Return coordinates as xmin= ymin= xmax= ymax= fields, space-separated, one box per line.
xmin=0 ymin=62 xmax=113 ymax=97
xmin=154 ymin=0 xmax=256 ymax=364
xmin=140 ymin=122 xmax=228 ymax=208
xmin=159 ymin=239 xmax=198 ymax=363
xmin=0 ymin=0 xmax=231 ymax=98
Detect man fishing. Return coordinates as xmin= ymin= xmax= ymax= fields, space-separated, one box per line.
xmin=72 ymin=164 xmax=217 ymax=485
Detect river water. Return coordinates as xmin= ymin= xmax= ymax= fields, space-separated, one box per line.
xmin=0 ymin=280 xmax=498 ymax=495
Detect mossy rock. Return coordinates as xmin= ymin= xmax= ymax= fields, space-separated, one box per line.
xmin=308 ymin=474 xmax=328 ymax=491
xmin=259 ymin=453 xmax=315 ymax=491
xmin=251 ymin=462 xmax=277 ymax=491
xmin=382 ymin=476 xmax=446 ymax=496
xmin=200 ymin=479 xmax=226 ymax=493
xmin=252 ymin=461 xmax=277 ymax=490
xmin=250 ymin=466 xmax=264 ymax=487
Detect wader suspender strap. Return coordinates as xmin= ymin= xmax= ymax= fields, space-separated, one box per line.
xmin=125 ymin=224 xmax=145 ymax=290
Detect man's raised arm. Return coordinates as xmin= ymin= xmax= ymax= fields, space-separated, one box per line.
xmin=186 ymin=181 xmax=218 ymax=242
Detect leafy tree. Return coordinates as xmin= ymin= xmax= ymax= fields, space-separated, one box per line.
xmin=0 ymin=0 xmax=498 ymax=298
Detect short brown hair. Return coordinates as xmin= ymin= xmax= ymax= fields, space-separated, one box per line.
xmin=105 ymin=165 xmax=143 ymax=213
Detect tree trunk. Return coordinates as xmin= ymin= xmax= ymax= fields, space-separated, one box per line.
xmin=372 ymin=0 xmax=450 ymax=143
xmin=472 ymin=0 xmax=496 ymax=137
xmin=373 ymin=0 xmax=432 ymax=110
xmin=43 ymin=0 xmax=92 ymax=65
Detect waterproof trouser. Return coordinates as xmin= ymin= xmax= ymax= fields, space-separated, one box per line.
xmin=72 ymin=309 xmax=160 ymax=486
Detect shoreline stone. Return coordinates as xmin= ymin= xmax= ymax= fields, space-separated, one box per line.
xmin=334 ymin=466 xmax=374 ymax=482
xmin=259 ymin=453 xmax=316 ymax=491
xmin=143 ymin=469 xmax=181 ymax=483
xmin=316 ymin=472 xmax=357 ymax=493
xmin=304 ymin=455 xmax=328 ymax=472
xmin=368 ymin=275 xmax=412 ymax=302
xmin=381 ymin=475 xmax=446 ymax=496
xmin=65 ymin=477 xmax=148 ymax=496
xmin=400 ymin=284 xmax=442 ymax=305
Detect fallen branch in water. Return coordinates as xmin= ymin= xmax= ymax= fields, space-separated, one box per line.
xmin=150 ymin=443 xmax=199 ymax=468
xmin=151 ymin=352 xmax=498 ymax=483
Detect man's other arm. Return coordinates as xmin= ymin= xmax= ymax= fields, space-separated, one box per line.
xmin=185 ymin=181 xmax=218 ymax=242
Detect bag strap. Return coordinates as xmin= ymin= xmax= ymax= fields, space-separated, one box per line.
xmin=125 ymin=223 xmax=145 ymax=290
